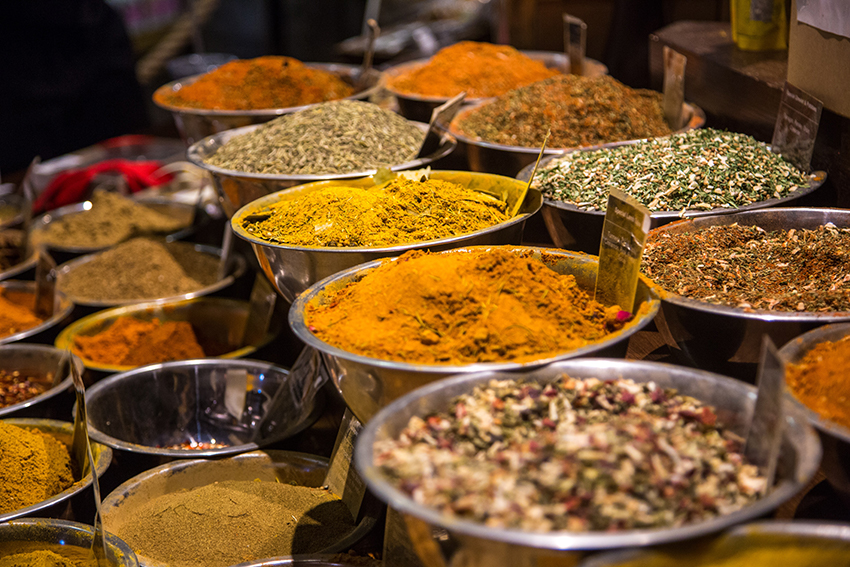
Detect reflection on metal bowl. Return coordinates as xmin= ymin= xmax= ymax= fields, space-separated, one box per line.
xmin=289 ymin=247 xmax=660 ymax=423
xmin=0 ymin=344 xmax=82 ymax=419
xmin=0 ymin=281 xmax=74 ymax=347
xmin=0 ymin=518 xmax=138 ymax=566
xmin=355 ymin=359 xmax=820 ymax=565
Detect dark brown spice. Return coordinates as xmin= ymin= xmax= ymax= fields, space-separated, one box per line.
xmin=0 ymin=370 xmax=53 ymax=409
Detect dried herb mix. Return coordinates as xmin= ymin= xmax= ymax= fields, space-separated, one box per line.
xmin=375 ymin=375 xmax=765 ymax=532
xmin=242 ymin=177 xmax=509 ymax=247
xmin=534 ymin=129 xmax=810 ymax=212
xmin=206 ymin=100 xmax=424 ymax=175
xmin=454 ymin=74 xmax=671 ymax=149
xmin=642 ymin=223 xmax=850 ymax=311
xmin=786 ymin=335 xmax=850 ymax=430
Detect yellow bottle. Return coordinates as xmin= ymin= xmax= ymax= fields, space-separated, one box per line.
xmin=730 ymin=0 xmax=788 ymax=51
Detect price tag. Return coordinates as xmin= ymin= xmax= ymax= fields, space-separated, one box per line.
xmin=595 ymin=188 xmax=651 ymax=312
xmin=241 ymin=273 xmax=278 ymax=347
xmin=563 ymin=13 xmax=587 ymax=76
xmin=325 ymin=408 xmax=367 ymax=520
xmin=34 ymin=247 xmax=57 ymax=319
xmin=771 ymin=82 xmax=823 ymax=171
xmin=662 ymin=46 xmax=687 ymax=131
xmin=744 ymin=336 xmax=785 ymax=492
xmin=416 ymin=91 xmax=466 ymax=159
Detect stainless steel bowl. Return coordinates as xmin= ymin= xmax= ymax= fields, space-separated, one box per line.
xmin=81 ymin=359 xmax=323 ymax=459
xmin=0 ymin=518 xmax=138 ymax=566
xmin=101 ymin=450 xmax=380 ymax=567
xmin=779 ymin=323 xmax=850 ymax=504
xmin=447 ymin=101 xmax=706 ymax=177
xmin=232 ymin=171 xmax=543 ymax=302
xmin=153 ymin=63 xmax=384 ymax=146
xmin=54 ymin=243 xmax=246 ymax=308
xmin=290 ymin=247 xmax=660 ymax=423
xmin=517 ymin=155 xmax=827 ymax=253
xmin=188 ymin=121 xmax=457 ymax=218
xmin=355 ymin=359 xmax=820 ymax=563
xmin=648 ymin=208 xmax=850 ymax=381
xmin=0 ymin=281 xmax=74 ymax=346
xmin=0 ymin=344 xmax=82 ymax=419
xmin=0 ymin=418 xmax=113 ymax=523
xmin=383 ymin=50 xmax=609 ymax=123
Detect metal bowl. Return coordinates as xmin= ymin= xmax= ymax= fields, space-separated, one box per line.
xmin=648 ymin=208 xmax=850 ymax=381
xmin=383 ymin=50 xmax=608 ymax=123
xmin=232 ymin=171 xmax=542 ymax=302
xmin=0 ymin=518 xmax=138 ymax=566
xmin=355 ymin=359 xmax=820 ymax=562
xmin=517 ymin=155 xmax=827 ymax=254
xmin=447 ymin=101 xmax=706 ymax=177
xmin=101 ymin=450 xmax=380 ymax=567
xmin=0 ymin=281 xmax=75 ymax=346
xmin=188 ymin=121 xmax=457 ymax=218
xmin=0 ymin=244 xmax=37 ymax=282
xmin=0 ymin=418 xmax=113 ymax=523
xmin=0 ymin=344 xmax=82 ymax=419
xmin=54 ymin=243 xmax=246 ymax=308
xmin=0 ymin=193 xmax=25 ymax=230
xmin=153 ymin=63 xmax=384 ymax=146
xmin=290 ymin=246 xmax=660 ymax=423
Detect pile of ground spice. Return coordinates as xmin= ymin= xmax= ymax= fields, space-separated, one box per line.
xmin=241 ymin=177 xmax=509 ymax=247
xmin=0 ymin=549 xmax=96 ymax=567
xmin=454 ymin=74 xmax=671 ymax=149
xmin=155 ymin=56 xmax=354 ymax=110
xmin=112 ymin=480 xmax=354 ymax=567
xmin=0 ymin=421 xmax=74 ymax=514
xmin=387 ymin=41 xmax=559 ymax=99
xmin=786 ymin=334 xmax=850 ymax=430
xmin=73 ymin=317 xmax=206 ymax=367
xmin=305 ymin=249 xmax=633 ymax=364
xmin=0 ymin=289 xmax=43 ymax=339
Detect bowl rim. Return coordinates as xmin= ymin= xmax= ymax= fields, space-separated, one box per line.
xmin=354 ymin=358 xmax=821 ymax=550
xmin=0 ymin=344 xmax=82 ymax=418
xmin=0 ymin=281 xmax=75 ymax=346
xmin=0 ymin=248 xmax=38 ymax=282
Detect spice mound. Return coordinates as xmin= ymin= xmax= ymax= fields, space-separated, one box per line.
xmin=454 ymin=74 xmax=671 ymax=149
xmin=204 ymin=100 xmax=425 ymax=175
xmin=155 ymin=56 xmax=355 ymax=111
xmin=57 ymin=238 xmax=219 ymax=302
xmin=73 ymin=316 xmax=206 ymax=367
xmin=534 ymin=128 xmax=810 ymax=212
xmin=0 ymin=549 xmax=96 ymax=567
xmin=642 ymin=223 xmax=850 ymax=312
xmin=305 ymin=249 xmax=633 ymax=364
xmin=242 ymin=177 xmax=509 ymax=247
xmin=375 ymin=375 xmax=765 ymax=532
xmin=786 ymin=334 xmax=850 ymax=430
xmin=0 ymin=289 xmax=44 ymax=340
xmin=34 ymin=191 xmax=191 ymax=249
xmin=387 ymin=41 xmax=559 ymax=99
xmin=113 ymin=480 xmax=354 ymax=567
xmin=0 ymin=369 xmax=53 ymax=409
xmin=0 ymin=421 xmax=75 ymax=514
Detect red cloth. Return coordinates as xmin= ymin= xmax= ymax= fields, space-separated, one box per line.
xmin=33 ymin=159 xmax=174 ymax=212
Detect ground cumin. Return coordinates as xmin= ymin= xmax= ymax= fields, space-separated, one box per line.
xmin=0 ymin=549 xmax=95 ymax=567
xmin=305 ymin=249 xmax=631 ymax=364
xmin=786 ymin=334 xmax=850 ymax=430
xmin=73 ymin=317 xmax=206 ymax=367
xmin=0 ymin=290 xmax=43 ymax=339
xmin=0 ymin=422 xmax=74 ymax=514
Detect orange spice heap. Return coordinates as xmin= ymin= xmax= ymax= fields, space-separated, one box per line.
xmin=786 ymin=335 xmax=850 ymax=430
xmin=387 ymin=41 xmax=559 ymax=99
xmin=156 ymin=56 xmax=355 ymax=111
xmin=0 ymin=290 xmax=43 ymax=339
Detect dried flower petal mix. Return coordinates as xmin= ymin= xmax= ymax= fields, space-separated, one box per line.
xmin=375 ymin=376 xmax=765 ymax=532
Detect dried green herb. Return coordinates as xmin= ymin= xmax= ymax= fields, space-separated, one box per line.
xmin=206 ymin=100 xmax=424 ymax=175
xmin=534 ymin=128 xmax=810 ymax=212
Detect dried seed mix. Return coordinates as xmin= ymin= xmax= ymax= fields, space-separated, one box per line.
xmin=375 ymin=375 xmax=765 ymax=532
xmin=0 ymin=370 xmax=52 ymax=409
xmin=642 ymin=223 xmax=850 ymax=312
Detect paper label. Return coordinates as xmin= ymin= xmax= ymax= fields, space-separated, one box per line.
xmin=595 ymin=188 xmax=650 ymax=312
xmin=663 ymin=46 xmax=687 ymax=131
xmin=34 ymin=248 xmax=57 ymax=318
xmin=325 ymin=409 xmax=367 ymax=520
xmin=744 ymin=336 xmax=785 ymax=492
xmin=771 ymin=82 xmax=823 ymax=171
xmin=242 ymin=273 xmax=277 ymax=347
xmin=417 ymin=91 xmax=466 ymax=158
xmin=563 ymin=13 xmax=587 ymax=75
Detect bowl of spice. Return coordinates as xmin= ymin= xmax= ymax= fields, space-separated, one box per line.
xmin=641 ymin=207 xmax=850 ymax=380
xmin=445 ymin=74 xmax=705 ymax=176
xmin=382 ymin=41 xmax=607 ymax=122
xmin=355 ymin=358 xmax=820 ymax=563
xmin=0 ymin=344 xmax=83 ymax=420
xmin=0 ymin=228 xmax=37 ymax=281
xmin=0 ymin=418 xmax=112 ymax=523
xmin=55 ymin=237 xmax=246 ymax=308
xmin=0 ymin=193 xmax=25 ymax=230
xmin=518 ymin=128 xmax=826 ymax=253
xmin=0 ymin=518 xmax=138 ymax=566
xmin=0 ymin=281 xmax=74 ymax=347
xmin=101 ymin=450 xmax=380 ymax=567
xmin=233 ymin=170 xmax=542 ymax=302
xmin=290 ymin=246 xmax=660 ymax=423
xmin=187 ymin=100 xmax=456 ymax=218
xmin=153 ymin=56 xmax=384 ymax=145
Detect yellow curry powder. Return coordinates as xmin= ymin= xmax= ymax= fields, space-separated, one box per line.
xmin=786 ymin=334 xmax=850 ymax=430
xmin=305 ymin=249 xmax=631 ymax=364
xmin=242 ymin=178 xmax=510 ymax=247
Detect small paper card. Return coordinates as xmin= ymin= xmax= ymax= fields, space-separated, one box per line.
xmin=563 ymin=13 xmax=587 ymax=76
xmin=771 ymin=82 xmax=823 ymax=171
